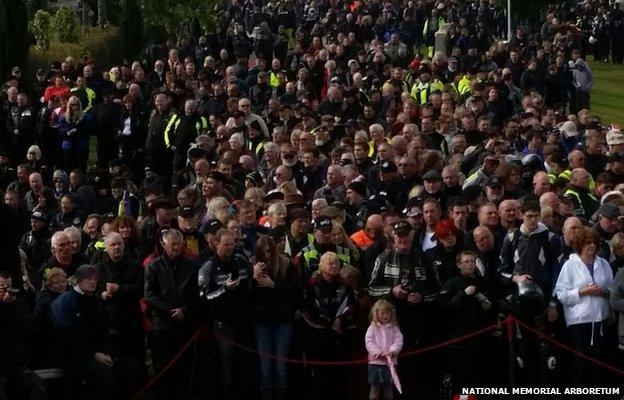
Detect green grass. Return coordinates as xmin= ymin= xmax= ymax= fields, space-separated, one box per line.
xmin=589 ymin=60 xmax=624 ymax=126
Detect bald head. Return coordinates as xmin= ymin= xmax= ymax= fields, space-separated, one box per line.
xmin=533 ymin=171 xmax=551 ymax=196
xmin=568 ymin=150 xmax=585 ymax=169
xmin=571 ymin=168 xmax=591 ymax=189
xmin=562 ymin=216 xmax=583 ymax=244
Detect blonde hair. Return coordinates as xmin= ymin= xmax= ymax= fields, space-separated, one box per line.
xmin=43 ymin=267 xmax=67 ymax=287
xmin=369 ymin=299 xmax=398 ymax=327
xmin=267 ymin=201 xmax=287 ymax=217
xmin=319 ymin=251 xmax=339 ymax=275
xmin=208 ymin=196 xmax=231 ymax=225
xmin=612 ymin=232 xmax=624 ymax=258
xmin=65 ymin=96 xmax=83 ymax=122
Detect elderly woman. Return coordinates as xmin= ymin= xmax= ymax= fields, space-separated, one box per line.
xmin=301 ymin=251 xmax=358 ymax=398
xmin=264 ymin=202 xmax=288 ymax=229
xmin=555 ymin=227 xmax=613 ymax=384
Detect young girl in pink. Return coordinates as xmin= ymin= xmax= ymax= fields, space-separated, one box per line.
xmin=365 ymin=299 xmax=403 ymax=400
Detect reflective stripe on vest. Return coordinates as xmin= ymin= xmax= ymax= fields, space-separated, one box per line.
xmin=163 ymin=114 xmax=179 ymax=148
xmin=302 ymin=245 xmax=351 ymax=270
xmin=564 ymin=188 xmax=597 ymax=215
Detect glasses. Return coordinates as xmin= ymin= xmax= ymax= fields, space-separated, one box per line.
xmin=240 ymin=104 xmax=251 ymax=107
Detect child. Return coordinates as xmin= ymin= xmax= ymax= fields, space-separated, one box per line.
xmin=365 ymin=299 xmax=403 ymax=400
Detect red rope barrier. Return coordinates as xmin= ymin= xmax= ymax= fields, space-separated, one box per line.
xmin=209 ymin=319 xmax=504 ymax=366
xmin=511 ymin=316 xmax=624 ymax=378
xmin=130 ymin=329 xmax=201 ymax=400
xmin=129 ymin=314 xmax=624 ymax=399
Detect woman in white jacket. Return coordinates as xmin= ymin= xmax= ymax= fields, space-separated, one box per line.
xmin=555 ymin=227 xmax=613 ymax=384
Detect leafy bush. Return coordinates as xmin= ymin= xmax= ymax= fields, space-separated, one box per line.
xmin=50 ymin=5 xmax=79 ymax=43
xmin=30 ymin=9 xmax=52 ymax=50
xmin=29 ymin=26 xmax=123 ymax=72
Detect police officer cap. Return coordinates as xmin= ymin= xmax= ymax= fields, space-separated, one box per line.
xmin=31 ymin=210 xmax=48 ymax=222
xmin=313 ymin=216 xmax=333 ymax=231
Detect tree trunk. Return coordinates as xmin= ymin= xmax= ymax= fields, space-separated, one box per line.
xmin=97 ymin=0 xmax=105 ymax=25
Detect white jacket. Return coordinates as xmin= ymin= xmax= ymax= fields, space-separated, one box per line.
xmin=555 ymin=253 xmax=613 ymax=327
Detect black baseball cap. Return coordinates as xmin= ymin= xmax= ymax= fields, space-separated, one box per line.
xmin=200 ymin=218 xmax=223 ymax=235
xmin=179 ymin=206 xmax=196 ymax=218
xmin=393 ymin=220 xmax=412 ymax=236
xmin=486 ymin=175 xmax=504 ymax=189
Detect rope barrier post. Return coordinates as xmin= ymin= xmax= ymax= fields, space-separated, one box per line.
xmin=506 ymin=315 xmax=516 ymax=387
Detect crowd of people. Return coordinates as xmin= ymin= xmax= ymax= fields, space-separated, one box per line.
xmin=2 ymin=0 xmax=624 ymax=399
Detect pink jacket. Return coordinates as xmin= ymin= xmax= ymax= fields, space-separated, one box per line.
xmin=365 ymin=323 xmax=404 ymax=365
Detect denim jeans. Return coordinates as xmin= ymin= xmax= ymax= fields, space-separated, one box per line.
xmin=253 ymin=323 xmax=293 ymax=389
xmin=212 ymin=320 xmax=251 ymax=398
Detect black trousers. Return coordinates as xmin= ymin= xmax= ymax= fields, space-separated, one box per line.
xmin=567 ymin=321 xmax=606 ymax=385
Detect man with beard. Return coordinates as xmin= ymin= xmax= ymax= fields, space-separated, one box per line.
xmin=368 ymin=220 xmax=439 ymax=398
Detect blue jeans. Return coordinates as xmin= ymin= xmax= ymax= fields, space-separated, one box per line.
xmin=253 ymin=323 xmax=293 ymax=389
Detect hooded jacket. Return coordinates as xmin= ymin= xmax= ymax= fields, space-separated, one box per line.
xmin=500 ymin=222 xmax=561 ymax=298
xmin=365 ymin=322 xmax=404 ymax=366
xmin=555 ymin=253 xmax=612 ymax=327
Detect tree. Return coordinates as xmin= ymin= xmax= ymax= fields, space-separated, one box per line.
xmin=141 ymin=0 xmax=222 ymax=38
xmin=120 ymin=0 xmax=144 ymax=59
xmin=51 ymin=5 xmax=79 ymax=43
xmin=30 ymin=9 xmax=52 ymax=51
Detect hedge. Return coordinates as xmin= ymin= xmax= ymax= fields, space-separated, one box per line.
xmin=28 ymin=25 xmax=124 ymax=73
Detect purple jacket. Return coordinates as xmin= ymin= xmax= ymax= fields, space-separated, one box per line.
xmin=365 ymin=323 xmax=403 ymax=365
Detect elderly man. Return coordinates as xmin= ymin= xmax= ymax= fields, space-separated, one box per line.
xmin=145 ymin=229 xmax=199 ymax=398
xmin=95 ymin=233 xmax=144 ymax=367
xmin=532 ymin=171 xmax=552 ymax=198
xmin=350 ymin=214 xmax=384 ymax=253
xmin=35 ymin=231 xmax=81 ymax=289
xmin=313 ymin=164 xmax=346 ymax=203
xmin=24 ymin=172 xmax=45 ymax=212
xmin=499 ymin=199 xmax=520 ymax=232
xmin=564 ymin=168 xmax=599 ymax=219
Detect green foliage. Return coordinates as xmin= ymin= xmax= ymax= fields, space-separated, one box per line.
xmin=30 ymin=9 xmax=52 ymax=50
xmin=120 ymin=0 xmax=144 ymax=59
xmin=29 ymin=26 xmax=123 ymax=72
xmin=141 ymin=0 xmax=223 ymax=37
xmin=50 ymin=5 xmax=79 ymax=43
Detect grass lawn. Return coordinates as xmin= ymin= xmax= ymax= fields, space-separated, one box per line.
xmin=589 ymin=60 xmax=624 ymax=126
